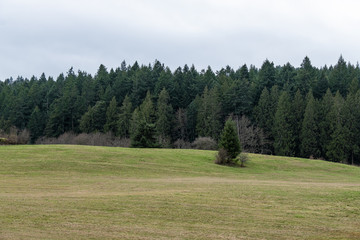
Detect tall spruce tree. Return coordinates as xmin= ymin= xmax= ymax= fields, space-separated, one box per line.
xmin=155 ymin=88 xmax=173 ymax=146
xmin=326 ymin=91 xmax=348 ymax=163
xmin=139 ymin=91 xmax=155 ymax=123
xmin=117 ymin=95 xmax=133 ymax=138
xmin=196 ymin=86 xmax=221 ymax=139
xmin=317 ymin=89 xmax=334 ymax=158
xmin=342 ymin=87 xmax=360 ymax=164
xmin=292 ymin=89 xmax=305 ymax=156
xmin=295 ymin=56 xmax=315 ymax=95
xmin=273 ymin=91 xmax=295 ymax=156
xmin=300 ymin=90 xmax=320 ymax=158
xmin=104 ymin=97 xmax=118 ymax=133
xmin=28 ymin=106 xmax=45 ymax=143
xmin=79 ymin=101 xmax=107 ymax=133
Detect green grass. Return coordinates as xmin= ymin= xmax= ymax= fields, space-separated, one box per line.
xmin=1 ymin=145 xmax=360 ymax=239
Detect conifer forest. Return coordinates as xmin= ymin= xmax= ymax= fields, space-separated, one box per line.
xmin=1 ymin=56 xmax=360 ymax=165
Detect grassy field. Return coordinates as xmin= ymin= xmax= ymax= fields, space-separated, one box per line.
xmin=0 ymin=145 xmax=360 ymax=239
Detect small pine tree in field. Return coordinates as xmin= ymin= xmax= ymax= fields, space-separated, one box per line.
xmin=217 ymin=119 xmax=242 ymax=164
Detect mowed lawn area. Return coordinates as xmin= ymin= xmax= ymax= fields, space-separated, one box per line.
xmin=1 ymin=145 xmax=360 ymax=239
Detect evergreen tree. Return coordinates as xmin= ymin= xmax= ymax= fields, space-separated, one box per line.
xmin=342 ymin=88 xmax=360 ymax=164
xmin=196 ymin=87 xmax=221 ymax=139
xmin=329 ymin=56 xmax=351 ymax=96
xmin=313 ymin=70 xmax=328 ymax=99
xmin=117 ymin=95 xmax=133 ymax=138
xmin=28 ymin=106 xmax=45 ymax=143
xmin=278 ymin=62 xmax=296 ymax=91
xmin=295 ymin=56 xmax=315 ymax=95
xmin=79 ymin=101 xmax=107 ymax=133
xmin=253 ymin=85 xmax=279 ymax=144
xmin=94 ymin=64 xmax=110 ymax=101
xmin=104 ymin=97 xmax=118 ymax=133
xmin=130 ymin=107 xmax=141 ymax=138
xmin=292 ymin=89 xmax=305 ymax=156
xmin=219 ymin=119 xmax=242 ymax=161
xmin=273 ymin=91 xmax=295 ymax=156
xmin=139 ymin=91 xmax=155 ymax=123
xmin=131 ymin=121 xmax=158 ymax=148
xmin=254 ymin=87 xmax=271 ymax=132
xmin=300 ymin=90 xmax=320 ymax=158
xmin=258 ymin=59 xmax=276 ymax=90
xmin=326 ymin=92 xmax=348 ymax=163
xmin=155 ymin=88 xmax=173 ymax=146
xmin=186 ymin=95 xmax=201 ymax=141
xmin=317 ymin=89 xmax=334 ymax=157
xmin=223 ymin=78 xmax=252 ymax=116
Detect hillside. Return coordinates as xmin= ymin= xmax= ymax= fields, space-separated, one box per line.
xmin=1 ymin=145 xmax=360 ymax=239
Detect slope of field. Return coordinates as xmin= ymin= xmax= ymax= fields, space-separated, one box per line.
xmin=0 ymin=145 xmax=360 ymax=239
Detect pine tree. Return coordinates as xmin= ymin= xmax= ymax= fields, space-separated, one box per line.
xmin=28 ymin=106 xmax=45 ymax=143
xmin=329 ymin=56 xmax=351 ymax=96
xmin=295 ymin=56 xmax=315 ymax=95
xmin=104 ymin=97 xmax=118 ymax=134
xmin=79 ymin=101 xmax=106 ymax=133
xmin=292 ymin=89 xmax=305 ymax=156
xmin=273 ymin=91 xmax=295 ymax=156
xmin=326 ymin=92 xmax=348 ymax=163
xmin=278 ymin=62 xmax=296 ymax=91
xmin=218 ymin=118 xmax=242 ymax=162
xmin=117 ymin=95 xmax=133 ymax=138
xmin=130 ymin=107 xmax=141 ymax=138
xmin=254 ymin=87 xmax=271 ymax=132
xmin=223 ymin=78 xmax=252 ymax=116
xmin=313 ymin=70 xmax=328 ymax=99
xmin=254 ymin=60 xmax=276 ymax=101
xmin=253 ymin=85 xmax=279 ymax=144
xmin=196 ymin=86 xmax=221 ymax=139
xmin=155 ymin=88 xmax=173 ymax=146
xmin=131 ymin=121 xmax=158 ymax=148
xmin=300 ymin=90 xmax=320 ymax=158
xmin=139 ymin=91 xmax=155 ymax=124
xmin=342 ymin=87 xmax=360 ymax=164
xmin=317 ymin=89 xmax=334 ymax=157
xmin=186 ymin=95 xmax=201 ymax=141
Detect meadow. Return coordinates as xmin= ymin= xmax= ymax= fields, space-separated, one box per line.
xmin=0 ymin=145 xmax=360 ymax=239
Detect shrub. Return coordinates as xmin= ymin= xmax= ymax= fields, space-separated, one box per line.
xmin=0 ymin=127 xmax=29 ymax=145
xmin=238 ymin=152 xmax=249 ymax=167
xmin=215 ymin=148 xmax=230 ymax=164
xmin=191 ymin=137 xmax=217 ymax=150
xmin=0 ymin=138 xmax=9 ymax=145
xmin=173 ymin=139 xmax=191 ymax=149
xmin=36 ymin=132 xmax=131 ymax=147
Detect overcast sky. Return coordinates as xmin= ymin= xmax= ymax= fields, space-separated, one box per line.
xmin=1 ymin=0 xmax=360 ymax=80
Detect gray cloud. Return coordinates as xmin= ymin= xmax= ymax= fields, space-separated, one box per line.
xmin=1 ymin=0 xmax=360 ymax=80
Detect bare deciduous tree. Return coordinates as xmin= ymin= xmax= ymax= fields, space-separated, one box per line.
xmin=233 ymin=115 xmax=270 ymax=154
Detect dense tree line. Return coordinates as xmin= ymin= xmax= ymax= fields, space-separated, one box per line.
xmin=1 ymin=56 xmax=360 ymax=165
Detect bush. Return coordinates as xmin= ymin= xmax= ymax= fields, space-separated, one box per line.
xmin=215 ymin=148 xmax=230 ymax=164
xmin=237 ymin=152 xmax=249 ymax=167
xmin=0 ymin=127 xmax=29 ymax=145
xmin=35 ymin=131 xmax=131 ymax=147
xmin=173 ymin=139 xmax=191 ymax=149
xmin=0 ymin=137 xmax=9 ymax=145
xmin=191 ymin=137 xmax=217 ymax=150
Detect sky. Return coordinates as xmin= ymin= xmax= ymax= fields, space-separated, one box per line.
xmin=1 ymin=0 xmax=360 ymax=80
